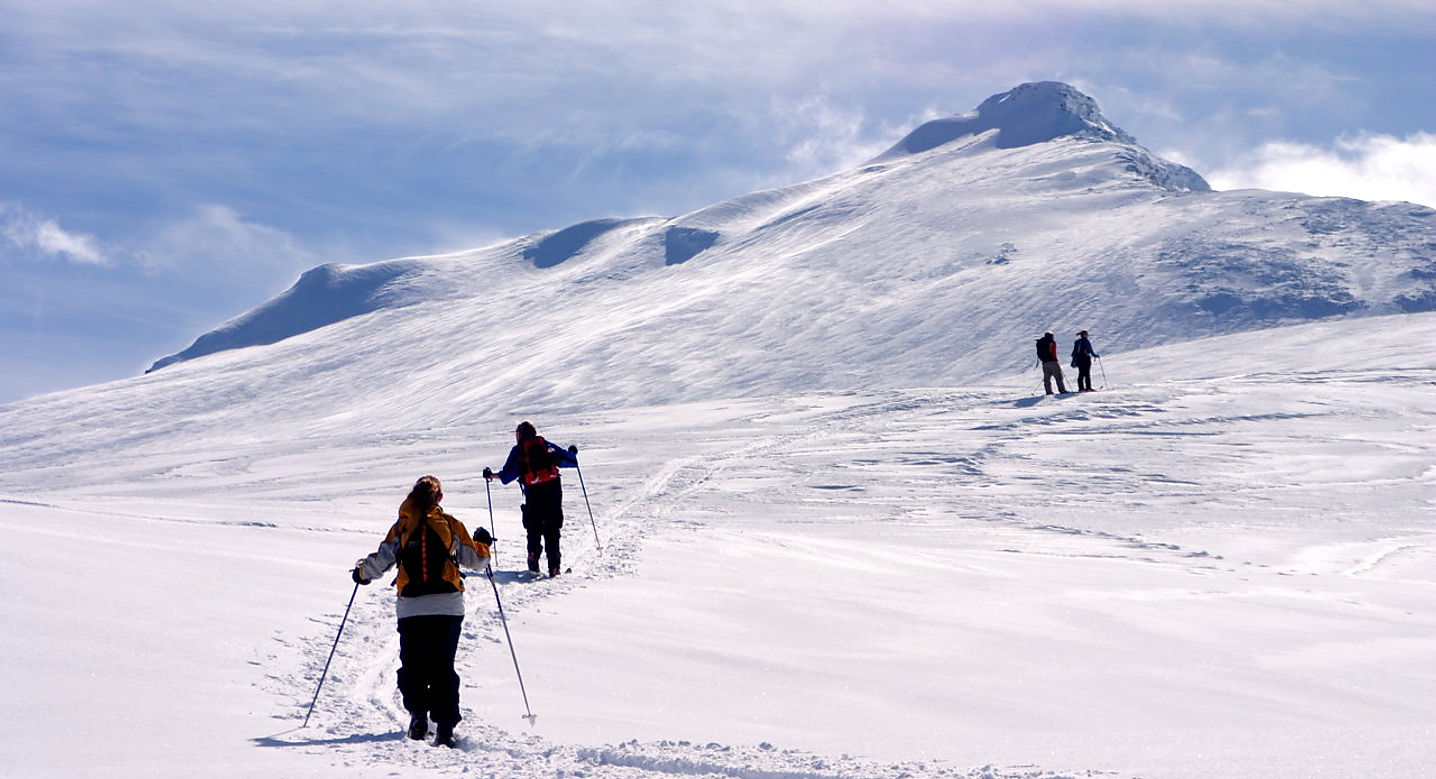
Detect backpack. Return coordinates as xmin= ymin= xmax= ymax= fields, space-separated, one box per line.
xmin=521 ymin=436 xmax=561 ymax=487
xmin=397 ymin=517 xmax=459 ymax=597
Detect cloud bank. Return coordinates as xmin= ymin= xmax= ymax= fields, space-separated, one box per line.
xmin=1208 ymin=133 xmax=1436 ymax=207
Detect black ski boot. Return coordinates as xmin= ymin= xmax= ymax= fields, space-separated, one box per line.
xmin=407 ymin=714 xmax=427 ymax=740
xmin=434 ymin=722 xmax=457 ymax=748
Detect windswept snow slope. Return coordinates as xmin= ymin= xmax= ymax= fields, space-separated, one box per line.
xmin=1 ymin=314 xmax=1433 ymax=779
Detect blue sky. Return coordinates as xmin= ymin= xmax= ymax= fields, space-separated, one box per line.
xmin=3 ymin=0 xmax=1434 ymax=402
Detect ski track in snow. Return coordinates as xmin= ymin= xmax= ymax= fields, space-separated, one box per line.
xmin=252 ymin=391 xmax=1134 ymax=777
xmin=230 ymin=361 xmax=1436 ymax=779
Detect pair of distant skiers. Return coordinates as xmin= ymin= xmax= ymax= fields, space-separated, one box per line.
xmin=349 ymin=421 xmax=578 ymax=747
xmin=1035 ymin=330 xmax=1100 ymax=394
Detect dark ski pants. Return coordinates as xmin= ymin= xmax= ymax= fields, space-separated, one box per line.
xmin=396 ymin=615 xmax=464 ymax=726
xmin=1074 ymin=357 xmax=1093 ymax=391
xmin=523 ymin=480 xmax=565 ymax=574
xmin=1042 ymin=360 xmax=1069 ymax=394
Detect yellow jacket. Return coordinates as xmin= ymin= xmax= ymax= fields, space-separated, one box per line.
xmin=356 ymin=498 xmax=491 ymax=594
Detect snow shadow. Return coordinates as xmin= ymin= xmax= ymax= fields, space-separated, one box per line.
xmin=664 ymin=226 xmax=720 ymax=265
xmin=252 ymin=730 xmax=404 ymax=748
xmin=523 ymin=218 xmax=640 ymax=268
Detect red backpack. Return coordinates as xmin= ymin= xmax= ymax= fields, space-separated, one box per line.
xmin=521 ymin=436 xmax=560 ymax=486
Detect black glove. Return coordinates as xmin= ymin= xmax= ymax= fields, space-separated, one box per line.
xmin=568 ymin=444 xmax=578 ymax=455
xmin=482 ymin=467 xmax=494 ymax=480
xmin=473 ymin=527 xmax=493 ymax=546
xmin=351 ymin=567 xmax=370 ymax=585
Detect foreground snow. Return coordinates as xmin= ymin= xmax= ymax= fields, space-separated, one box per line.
xmin=2 ymin=315 xmax=1433 ymax=778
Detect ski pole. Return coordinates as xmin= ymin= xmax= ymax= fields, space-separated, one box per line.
xmin=484 ymin=475 xmax=498 ymax=566
xmin=486 ymin=564 xmax=536 ymax=723
xmin=1097 ymin=356 xmax=1108 ymax=389
xmin=574 ymin=462 xmax=601 ymax=553
xmin=303 ymin=580 xmax=360 ymax=727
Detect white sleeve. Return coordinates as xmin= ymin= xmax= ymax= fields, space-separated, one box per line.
xmin=355 ymin=539 xmax=399 ymax=581
xmin=455 ymin=542 xmax=490 ymax=572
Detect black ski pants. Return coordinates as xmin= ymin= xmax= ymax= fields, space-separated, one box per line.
xmin=396 ymin=615 xmax=464 ymax=726
xmin=1074 ymin=356 xmax=1094 ymax=391
xmin=523 ymin=479 xmax=565 ymax=573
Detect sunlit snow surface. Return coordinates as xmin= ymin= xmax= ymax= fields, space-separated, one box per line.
xmin=2 ymin=314 xmax=1432 ymax=779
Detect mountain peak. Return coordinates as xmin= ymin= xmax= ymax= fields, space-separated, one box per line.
xmin=877 ymin=81 xmax=1139 ymax=159
xmin=872 ymin=81 xmax=1209 ymax=192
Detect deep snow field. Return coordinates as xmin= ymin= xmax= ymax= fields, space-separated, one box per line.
xmin=2 ymin=313 xmax=1433 ymax=779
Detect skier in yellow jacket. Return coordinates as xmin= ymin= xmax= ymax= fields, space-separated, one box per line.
xmin=352 ymin=475 xmax=491 ymax=748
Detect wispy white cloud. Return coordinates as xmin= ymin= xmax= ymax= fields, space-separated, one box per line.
xmin=771 ymin=95 xmax=890 ymax=178
xmin=138 ymin=204 xmax=319 ymax=280
xmin=1 ymin=200 xmax=318 ymax=278
xmin=0 ymin=204 xmax=109 ymax=265
xmin=1207 ymin=132 xmax=1436 ymax=207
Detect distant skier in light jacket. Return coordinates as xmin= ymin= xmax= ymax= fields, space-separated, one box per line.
xmin=352 ymin=475 xmax=491 ymax=748
xmin=1071 ymin=330 xmax=1100 ymax=391
xmin=1036 ymin=331 xmax=1069 ymax=395
xmin=484 ymin=421 xmax=578 ymax=577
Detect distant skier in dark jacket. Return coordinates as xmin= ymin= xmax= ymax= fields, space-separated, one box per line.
xmin=484 ymin=421 xmax=578 ymax=577
xmin=1036 ymin=331 xmax=1069 ymax=394
xmin=352 ymin=475 xmax=491 ymax=748
xmin=1071 ymin=330 xmax=1100 ymax=391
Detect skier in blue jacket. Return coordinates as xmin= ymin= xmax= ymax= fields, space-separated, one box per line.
xmin=484 ymin=421 xmax=578 ymax=576
xmin=1071 ymin=330 xmax=1100 ymax=391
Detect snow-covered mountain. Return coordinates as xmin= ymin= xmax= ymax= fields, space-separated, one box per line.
xmin=2 ymin=83 xmax=1434 ymax=779
xmin=138 ymin=80 xmax=1435 ymax=417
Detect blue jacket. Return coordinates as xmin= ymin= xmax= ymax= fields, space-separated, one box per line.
xmin=495 ymin=437 xmax=578 ymax=494
xmin=1071 ymin=336 xmax=1099 ymax=361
